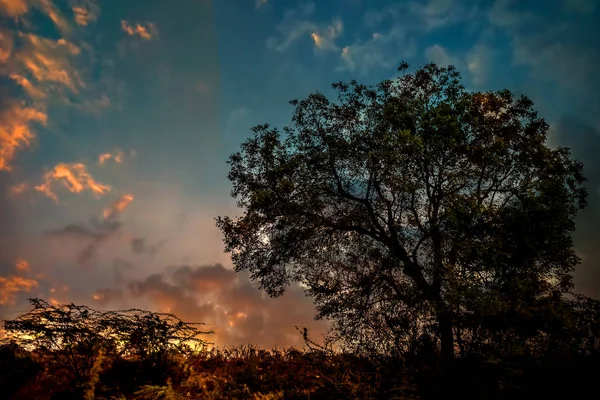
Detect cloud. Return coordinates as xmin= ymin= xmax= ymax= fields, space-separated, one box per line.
xmin=78 ymin=94 xmax=111 ymax=116
xmin=466 ymin=43 xmax=495 ymax=86
xmin=0 ymin=0 xmax=72 ymax=32
xmin=14 ymin=33 xmax=84 ymax=94
xmin=121 ymin=20 xmax=158 ymax=40
xmin=98 ymin=149 xmax=124 ymax=165
xmin=424 ymin=44 xmax=455 ymax=67
xmin=0 ymin=103 xmax=47 ymax=171
xmin=45 ymin=217 xmax=123 ymax=266
xmin=266 ymin=3 xmax=319 ymax=52
xmin=256 ymin=0 xmax=268 ymax=8
xmin=15 ymin=258 xmax=29 ymax=271
xmin=311 ymin=18 xmax=343 ymax=52
xmin=0 ymin=29 xmax=13 ymax=62
xmin=339 ymin=0 xmax=477 ymax=74
xmin=407 ymin=0 xmax=475 ymax=30
xmin=0 ymin=275 xmax=38 ymax=305
xmin=340 ymin=29 xmax=415 ymax=74
xmin=92 ymin=287 xmax=122 ymax=304
xmin=119 ymin=264 xmax=329 ymax=348
xmin=70 ymin=0 xmax=100 ymax=26
xmin=112 ymin=258 xmax=135 ymax=285
xmin=9 ymin=181 xmax=29 ymax=195
xmin=129 ymin=237 xmax=166 ymax=256
xmin=42 ymin=190 xmax=136 ymax=266
xmin=0 ymin=0 xmax=121 ymax=176
xmin=488 ymin=0 xmax=537 ymax=28
xmin=511 ymin=35 xmax=600 ymax=95
xmin=35 ymin=162 xmax=111 ymax=202
xmin=103 ymin=193 xmax=134 ymax=221
xmin=9 ymin=73 xmax=47 ymax=99
xmin=0 ymin=0 xmax=28 ymax=18
xmin=487 ymin=0 xmax=600 ymax=119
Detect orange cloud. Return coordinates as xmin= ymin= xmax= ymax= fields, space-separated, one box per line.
xmin=16 ymin=33 xmax=84 ymax=93
xmin=10 ymin=182 xmax=29 ymax=196
xmin=38 ymin=0 xmax=71 ymax=33
xmin=121 ymin=20 xmax=157 ymax=40
xmin=0 ymin=103 xmax=47 ymax=171
xmin=311 ymin=19 xmax=343 ymax=51
xmin=0 ymin=30 xmax=13 ymax=63
xmin=0 ymin=0 xmax=28 ymax=17
xmin=35 ymin=162 xmax=111 ymax=201
xmin=103 ymin=193 xmax=134 ymax=220
xmin=71 ymin=0 xmax=99 ymax=26
xmin=9 ymin=73 xmax=46 ymax=98
xmin=123 ymin=265 xmax=329 ymax=349
xmin=15 ymin=258 xmax=29 ymax=271
xmin=0 ymin=275 xmax=38 ymax=305
xmin=98 ymin=149 xmax=124 ymax=165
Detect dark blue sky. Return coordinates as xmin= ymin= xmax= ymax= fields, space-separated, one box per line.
xmin=0 ymin=0 xmax=599 ymax=348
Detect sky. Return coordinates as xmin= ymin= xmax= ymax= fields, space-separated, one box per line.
xmin=0 ymin=0 xmax=599 ymax=350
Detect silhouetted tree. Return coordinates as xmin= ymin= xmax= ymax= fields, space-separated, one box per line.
xmin=216 ymin=63 xmax=588 ymax=368
xmin=2 ymin=298 xmax=212 ymax=384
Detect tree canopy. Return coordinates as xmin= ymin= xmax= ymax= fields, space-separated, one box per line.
xmin=216 ymin=63 xmax=589 ymax=365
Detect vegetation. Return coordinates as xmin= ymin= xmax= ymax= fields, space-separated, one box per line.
xmin=2 ymin=63 xmax=600 ymax=399
xmin=1 ymin=297 xmax=599 ymax=399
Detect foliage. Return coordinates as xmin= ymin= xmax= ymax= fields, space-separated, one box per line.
xmin=216 ymin=62 xmax=588 ymax=365
xmin=2 ymin=298 xmax=212 ymax=384
xmin=0 ymin=302 xmax=599 ymax=399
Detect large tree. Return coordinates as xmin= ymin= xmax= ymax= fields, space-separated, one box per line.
xmin=216 ymin=63 xmax=587 ymax=365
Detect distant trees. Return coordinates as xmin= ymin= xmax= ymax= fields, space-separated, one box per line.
xmin=2 ymin=298 xmax=212 ymax=383
xmin=217 ymin=62 xmax=593 ymax=367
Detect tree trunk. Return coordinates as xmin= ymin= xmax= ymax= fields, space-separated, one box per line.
xmin=438 ymin=310 xmax=455 ymax=370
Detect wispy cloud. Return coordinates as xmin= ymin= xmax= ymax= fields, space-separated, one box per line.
xmin=311 ymin=18 xmax=343 ymax=52
xmin=339 ymin=0 xmax=477 ymax=74
xmin=0 ymin=275 xmax=38 ymax=305
xmin=129 ymin=237 xmax=166 ymax=257
xmin=38 ymin=0 xmax=72 ymax=34
xmin=256 ymin=0 xmax=268 ymax=8
xmin=466 ymin=43 xmax=495 ymax=86
xmin=340 ymin=29 xmax=415 ymax=74
xmin=98 ymin=149 xmax=125 ymax=165
xmin=15 ymin=33 xmax=84 ymax=94
xmin=10 ymin=181 xmax=29 ymax=195
xmin=35 ymin=162 xmax=111 ymax=202
xmin=424 ymin=44 xmax=456 ymax=67
xmin=121 ymin=20 xmax=158 ymax=40
xmin=0 ymin=104 xmax=47 ymax=171
xmin=103 ymin=193 xmax=134 ymax=220
xmin=45 ymin=218 xmax=123 ymax=266
xmin=70 ymin=0 xmax=100 ymax=26
xmin=9 ymin=73 xmax=47 ymax=99
xmin=115 ymin=264 xmax=328 ymax=348
xmin=266 ymin=3 xmax=343 ymax=53
xmin=0 ymin=0 xmax=28 ymax=18
xmin=15 ymin=258 xmax=29 ymax=271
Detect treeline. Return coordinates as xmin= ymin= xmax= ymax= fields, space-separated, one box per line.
xmin=1 ymin=297 xmax=600 ymax=399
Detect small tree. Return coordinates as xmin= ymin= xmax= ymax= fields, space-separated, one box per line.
xmin=2 ymin=298 xmax=213 ymax=383
xmin=216 ymin=63 xmax=587 ymax=367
